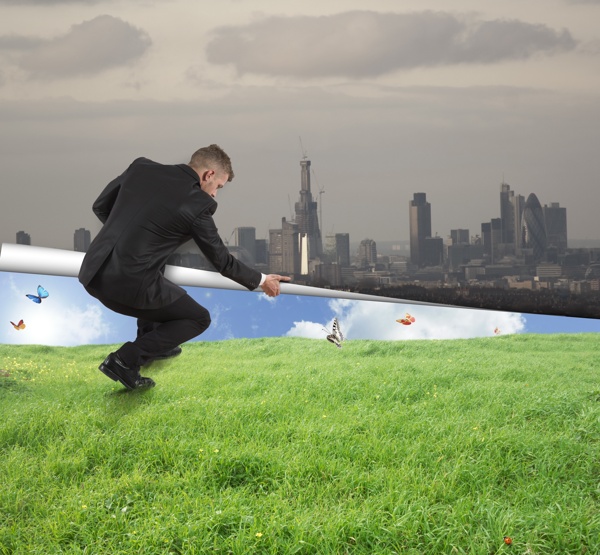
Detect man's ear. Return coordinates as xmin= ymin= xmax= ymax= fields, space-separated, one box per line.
xmin=200 ymin=169 xmax=214 ymax=183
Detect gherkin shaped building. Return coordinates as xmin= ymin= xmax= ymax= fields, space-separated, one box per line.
xmin=521 ymin=193 xmax=547 ymax=261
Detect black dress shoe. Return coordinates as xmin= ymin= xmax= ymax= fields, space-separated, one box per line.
xmin=99 ymin=352 xmax=155 ymax=390
xmin=149 ymin=346 xmax=182 ymax=361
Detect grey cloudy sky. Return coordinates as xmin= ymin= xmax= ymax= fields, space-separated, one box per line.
xmin=0 ymin=0 xmax=599 ymax=251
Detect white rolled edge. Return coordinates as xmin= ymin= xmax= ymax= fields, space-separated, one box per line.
xmin=0 ymin=243 xmax=437 ymax=306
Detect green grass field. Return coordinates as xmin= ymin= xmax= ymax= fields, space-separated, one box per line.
xmin=1 ymin=334 xmax=599 ymax=554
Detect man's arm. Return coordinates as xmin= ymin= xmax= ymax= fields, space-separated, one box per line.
xmin=259 ymin=273 xmax=291 ymax=297
xmin=191 ymin=211 xmax=263 ymax=290
xmin=92 ymin=174 xmax=122 ymax=224
xmin=191 ymin=213 xmax=291 ymax=294
xmin=92 ymin=158 xmax=142 ymax=223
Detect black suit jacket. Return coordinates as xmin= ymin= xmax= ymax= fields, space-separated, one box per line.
xmin=79 ymin=157 xmax=261 ymax=309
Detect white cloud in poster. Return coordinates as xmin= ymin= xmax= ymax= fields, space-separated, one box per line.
xmin=286 ymin=299 xmax=525 ymax=340
xmin=1 ymin=274 xmax=112 ymax=346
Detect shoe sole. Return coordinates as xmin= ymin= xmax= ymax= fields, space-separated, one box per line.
xmin=99 ymin=362 xmax=136 ymax=390
xmin=99 ymin=364 xmax=156 ymax=390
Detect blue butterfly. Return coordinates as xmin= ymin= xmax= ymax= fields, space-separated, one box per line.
xmin=26 ymin=285 xmax=49 ymax=304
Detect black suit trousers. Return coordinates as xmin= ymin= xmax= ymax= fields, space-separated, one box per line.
xmin=85 ymin=286 xmax=211 ymax=369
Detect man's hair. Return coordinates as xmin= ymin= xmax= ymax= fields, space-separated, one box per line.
xmin=189 ymin=144 xmax=234 ymax=181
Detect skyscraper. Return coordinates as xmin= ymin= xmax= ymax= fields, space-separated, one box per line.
xmin=281 ymin=217 xmax=301 ymax=275
xmin=500 ymin=182 xmax=516 ymax=245
xmin=543 ymin=202 xmax=568 ymax=254
xmin=294 ymin=157 xmax=322 ymax=260
xmin=481 ymin=222 xmax=492 ymax=259
xmin=481 ymin=219 xmax=503 ymax=262
xmin=324 ymin=234 xmax=336 ymax=262
xmin=450 ymin=229 xmax=470 ymax=245
xmin=521 ymin=193 xmax=547 ymax=262
xmin=234 ymin=227 xmax=257 ymax=265
xmin=511 ymin=192 xmax=525 ymax=252
xmin=335 ymin=233 xmax=351 ymax=267
xmin=255 ymin=239 xmax=268 ymax=266
xmin=409 ymin=192 xmax=431 ymax=268
xmin=16 ymin=231 xmax=31 ymax=245
xmin=423 ymin=236 xmax=444 ymax=267
xmin=268 ymin=228 xmax=283 ymax=274
xmin=358 ymin=238 xmax=377 ymax=267
xmin=267 ymin=218 xmax=301 ymax=276
xmin=74 ymin=228 xmax=91 ymax=252
xmin=490 ymin=218 xmax=502 ymax=262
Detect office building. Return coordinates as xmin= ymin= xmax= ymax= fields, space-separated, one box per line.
xmin=543 ymin=202 xmax=568 ymax=254
xmin=481 ymin=219 xmax=502 ymax=262
xmin=281 ymin=217 xmax=301 ymax=275
xmin=481 ymin=222 xmax=491 ymax=259
xmin=255 ymin=239 xmax=268 ymax=266
xmin=74 ymin=228 xmax=91 ymax=252
xmin=16 ymin=231 xmax=31 ymax=245
xmin=323 ymin=234 xmax=336 ymax=262
xmin=447 ymin=243 xmax=483 ymax=271
xmin=511 ymin=192 xmax=525 ymax=252
xmin=358 ymin=238 xmax=377 ymax=267
xmin=450 ymin=229 xmax=470 ymax=245
xmin=423 ymin=236 xmax=444 ymax=267
xmin=269 ymin=218 xmax=301 ymax=276
xmin=335 ymin=233 xmax=351 ymax=267
xmin=268 ymin=228 xmax=283 ymax=274
xmin=409 ymin=192 xmax=431 ymax=268
xmin=500 ymin=182 xmax=517 ymax=245
xmin=490 ymin=218 xmax=502 ymax=261
xmin=313 ymin=262 xmax=342 ymax=286
xmin=234 ymin=227 xmax=256 ymax=265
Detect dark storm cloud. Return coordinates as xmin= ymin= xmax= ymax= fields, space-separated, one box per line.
xmin=206 ymin=11 xmax=577 ymax=78
xmin=10 ymin=15 xmax=151 ymax=79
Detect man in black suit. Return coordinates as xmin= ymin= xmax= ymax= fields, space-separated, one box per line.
xmin=79 ymin=144 xmax=290 ymax=390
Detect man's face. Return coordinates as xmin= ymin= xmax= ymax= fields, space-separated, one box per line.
xmin=200 ymin=169 xmax=229 ymax=198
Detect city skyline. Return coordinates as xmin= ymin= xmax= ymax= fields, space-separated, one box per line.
xmin=1 ymin=1 xmax=599 ymax=253
xmin=5 ymin=169 xmax=585 ymax=262
xmin=1 ymin=160 xmax=596 ymax=252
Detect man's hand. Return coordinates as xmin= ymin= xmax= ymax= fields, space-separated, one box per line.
xmin=260 ymin=274 xmax=291 ymax=297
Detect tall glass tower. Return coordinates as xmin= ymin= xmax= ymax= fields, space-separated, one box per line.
xmin=500 ymin=182 xmax=516 ymax=245
xmin=409 ymin=192 xmax=431 ymax=268
xmin=543 ymin=202 xmax=568 ymax=253
xmin=521 ymin=193 xmax=547 ymax=262
xmin=234 ymin=227 xmax=257 ymax=264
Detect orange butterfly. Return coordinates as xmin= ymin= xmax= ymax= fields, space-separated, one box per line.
xmin=396 ymin=313 xmax=415 ymax=326
xmin=10 ymin=319 xmax=26 ymax=330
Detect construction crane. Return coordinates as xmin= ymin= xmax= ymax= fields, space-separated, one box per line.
xmin=299 ymin=135 xmax=308 ymax=160
xmin=223 ymin=229 xmax=235 ymax=246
